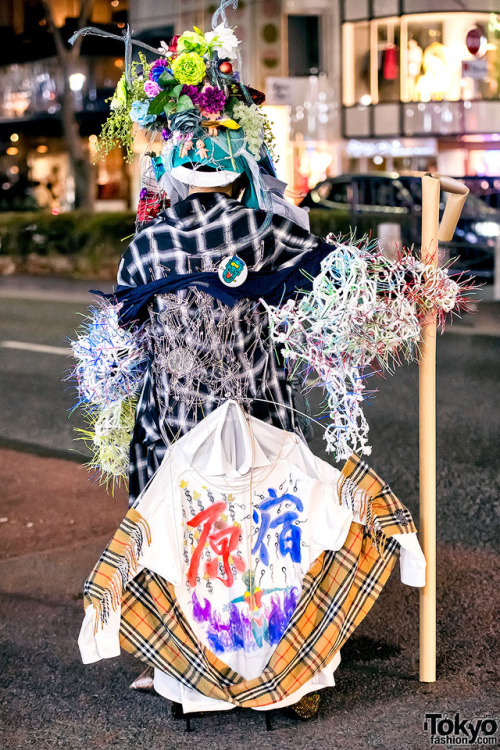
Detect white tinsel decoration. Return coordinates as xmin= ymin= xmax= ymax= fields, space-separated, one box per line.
xmin=262 ymin=239 xmax=462 ymax=461
xmin=68 ymin=300 xmax=148 ymax=488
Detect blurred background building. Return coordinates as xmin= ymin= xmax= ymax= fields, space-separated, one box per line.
xmin=341 ymin=0 xmax=500 ymax=185
xmin=0 ymin=0 xmax=129 ymax=212
xmin=1 ymin=0 xmax=500 ymax=211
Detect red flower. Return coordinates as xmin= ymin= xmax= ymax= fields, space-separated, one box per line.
xmin=248 ymin=86 xmax=266 ymax=105
xmin=169 ymin=35 xmax=179 ymax=53
xmin=229 ymin=82 xmax=266 ymax=105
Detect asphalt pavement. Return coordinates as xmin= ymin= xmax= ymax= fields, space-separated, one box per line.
xmin=0 ymin=276 xmax=499 ymax=749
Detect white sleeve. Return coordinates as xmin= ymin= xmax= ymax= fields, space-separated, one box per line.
xmin=310 ymin=482 xmax=354 ymax=557
xmin=134 ymin=456 xmax=184 ymax=586
xmin=392 ymin=532 xmax=426 ymax=587
xmin=78 ymin=604 xmax=122 ymax=664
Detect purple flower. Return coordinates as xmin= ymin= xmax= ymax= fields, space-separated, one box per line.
xmin=196 ymin=86 xmax=227 ymax=114
xmin=181 ymin=84 xmax=200 ymax=102
xmin=140 ymin=188 xmax=148 ymax=200
xmin=162 ymin=127 xmax=172 ymax=141
xmin=149 ymin=59 xmax=170 ymax=84
xmin=144 ymin=79 xmax=161 ymax=97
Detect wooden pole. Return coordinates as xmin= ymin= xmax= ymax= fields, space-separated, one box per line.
xmin=419 ymin=174 xmax=469 ymax=683
xmin=419 ymin=173 xmax=440 ymax=683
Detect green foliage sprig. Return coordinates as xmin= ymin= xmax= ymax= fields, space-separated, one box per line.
xmin=93 ymin=103 xmax=135 ymax=163
xmin=93 ymin=53 xmax=154 ymax=164
xmin=261 ymin=108 xmax=279 ymax=163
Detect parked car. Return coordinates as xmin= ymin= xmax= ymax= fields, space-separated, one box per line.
xmin=300 ymin=172 xmax=500 ymax=279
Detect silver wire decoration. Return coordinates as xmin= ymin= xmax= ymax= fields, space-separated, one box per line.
xmin=148 ymin=289 xmax=262 ymax=442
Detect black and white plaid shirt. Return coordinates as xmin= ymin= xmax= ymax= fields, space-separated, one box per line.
xmin=117 ymin=192 xmax=322 ymax=504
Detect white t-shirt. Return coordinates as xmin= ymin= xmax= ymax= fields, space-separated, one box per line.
xmin=79 ymin=400 xmax=426 ymax=711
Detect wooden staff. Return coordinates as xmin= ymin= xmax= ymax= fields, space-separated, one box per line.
xmin=419 ymin=173 xmax=469 ymax=683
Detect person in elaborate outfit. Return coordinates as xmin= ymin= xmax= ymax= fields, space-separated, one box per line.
xmin=70 ymin=2 xmax=469 ymax=724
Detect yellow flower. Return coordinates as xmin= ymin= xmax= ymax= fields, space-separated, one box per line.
xmin=218 ymin=118 xmax=240 ymax=130
xmin=171 ymin=52 xmax=206 ymax=85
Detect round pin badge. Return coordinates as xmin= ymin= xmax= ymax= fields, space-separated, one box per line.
xmin=218 ymin=254 xmax=248 ymax=287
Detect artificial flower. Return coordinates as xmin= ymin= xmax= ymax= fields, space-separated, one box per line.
xmin=171 ymin=52 xmax=207 ymax=85
xmin=196 ymin=85 xmax=227 ymax=114
xmin=157 ymin=41 xmax=173 ymax=57
xmin=144 ymin=80 xmax=161 ymax=98
xmin=229 ymin=82 xmax=266 ymax=105
xmin=129 ymin=100 xmax=156 ymax=127
xmin=205 ymin=23 xmax=240 ymax=59
xmin=217 ymin=117 xmax=240 ymax=130
xmin=180 ymin=84 xmax=201 ymax=102
xmin=232 ymin=101 xmax=264 ymax=156
xmin=246 ymin=85 xmax=266 ymax=105
xmin=168 ymin=108 xmax=203 ymax=135
xmin=149 ymin=58 xmax=170 ymax=84
xmin=161 ymin=127 xmax=172 ymax=141
xmin=110 ymin=74 xmax=128 ymax=111
xmin=177 ymin=28 xmax=208 ymax=56
xmin=168 ymin=35 xmax=179 ymax=53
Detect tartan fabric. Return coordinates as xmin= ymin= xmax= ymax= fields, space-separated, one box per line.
xmin=83 ymin=454 xmax=417 ymax=707
xmin=117 ymin=192 xmax=322 ymax=504
xmin=337 ymin=454 xmax=416 ymax=550
xmin=83 ymin=509 xmax=151 ymax=627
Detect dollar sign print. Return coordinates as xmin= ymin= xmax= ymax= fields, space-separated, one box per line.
xmin=185 ymin=489 xmax=195 ymax=516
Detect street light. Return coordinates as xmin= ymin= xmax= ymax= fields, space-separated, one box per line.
xmin=69 ymin=73 xmax=86 ymax=111
xmin=69 ymin=73 xmax=86 ymax=92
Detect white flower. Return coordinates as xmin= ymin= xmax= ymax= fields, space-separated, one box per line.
xmin=157 ymin=41 xmax=173 ymax=57
xmin=205 ymin=23 xmax=240 ymax=60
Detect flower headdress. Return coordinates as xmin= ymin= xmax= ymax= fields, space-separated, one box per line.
xmin=89 ymin=9 xmax=273 ymax=170
xmin=70 ymin=1 xmax=302 ymax=232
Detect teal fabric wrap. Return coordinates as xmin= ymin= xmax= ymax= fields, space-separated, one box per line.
xmin=164 ymin=129 xmax=276 ymax=211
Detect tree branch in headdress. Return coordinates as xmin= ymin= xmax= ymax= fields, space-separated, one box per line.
xmin=68 ymin=26 xmax=165 ymax=86
xmin=212 ymin=0 xmax=239 ymax=30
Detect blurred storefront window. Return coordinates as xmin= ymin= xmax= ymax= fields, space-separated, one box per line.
xmin=0 ymin=56 xmax=122 ymax=120
xmin=0 ymin=59 xmax=62 ymax=119
xmin=343 ymin=12 xmax=500 ymax=107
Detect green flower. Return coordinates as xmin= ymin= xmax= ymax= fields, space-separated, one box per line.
xmin=171 ymin=52 xmax=207 ymax=85
xmin=177 ymin=29 xmax=208 ymax=55
xmin=110 ymin=74 xmax=128 ymax=111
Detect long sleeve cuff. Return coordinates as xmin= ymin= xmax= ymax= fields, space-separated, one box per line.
xmin=391 ymin=532 xmax=426 ymax=587
xmin=78 ymin=605 xmax=121 ymax=664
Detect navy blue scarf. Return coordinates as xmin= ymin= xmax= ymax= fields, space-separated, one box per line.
xmin=93 ymin=240 xmax=336 ymax=325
